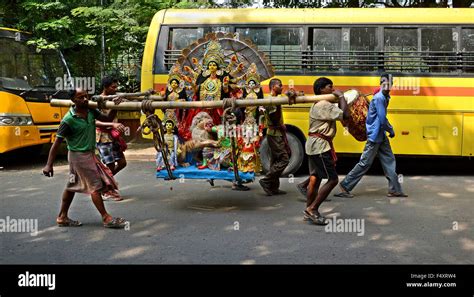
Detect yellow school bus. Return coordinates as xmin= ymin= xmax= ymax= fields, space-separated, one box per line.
xmin=0 ymin=27 xmax=70 ymax=155
xmin=141 ymin=8 xmax=474 ymax=174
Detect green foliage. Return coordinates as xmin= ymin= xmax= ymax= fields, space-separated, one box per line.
xmin=0 ymin=0 xmax=170 ymax=91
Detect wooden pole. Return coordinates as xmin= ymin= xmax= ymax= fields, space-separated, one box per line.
xmin=92 ymin=91 xmax=165 ymax=101
xmin=50 ymin=94 xmax=337 ymax=110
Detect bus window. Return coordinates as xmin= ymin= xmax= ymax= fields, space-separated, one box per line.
xmin=312 ymin=28 xmax=342 ymax=71
xmin=269 ymin=27 xmax=303 ymax=72
xmin=350 ymin=27 xmax=378 ymax=51
xmin=461 ymin=28 xmax=474 ymax=73
xmin=165 ymin=27 xmax=231 ymax=69
xmin=169 ymin=28 xmax=205 ymax=50
xmin=203 ymin=26 xmax=231 ymax=35
xmin=0 ymin=38 xmax=64 ymax=96
xmin=168 ymin=27 xmax=231 ymax=50
xmin=384 ymin=28 xmax=419 ymax=72
xmin=422 ymin=28 xmax=456 ymax=51
xmin=313 ymin=28 xmax=341 ymax=51
xmin=28 ymin=52 xmax=64 ymax=88
xmin=350 ymin=27 xmax=379 ymax=71
xmin=421 ymin=28 xmax=457 ymax=72
xmin=236 ymin=27 xmax=269 ymax=47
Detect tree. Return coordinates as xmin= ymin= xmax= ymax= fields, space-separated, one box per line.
xmin=0 ymin=0 xmax=172 ymax=90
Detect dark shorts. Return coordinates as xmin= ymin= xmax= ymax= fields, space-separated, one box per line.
xmin=97 ymin=142 xmax=124 ymax=165
xmin=308 ymin=151 xmax=338 ymax=180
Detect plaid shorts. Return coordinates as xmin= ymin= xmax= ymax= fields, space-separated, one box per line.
xmin=97 ymin=142 xmax=124 ymax=165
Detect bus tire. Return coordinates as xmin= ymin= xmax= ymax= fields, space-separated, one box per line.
xmin=259 ymin=132 xmax=304 ymax=177
xmin=23 ymin=144 xmax=43 ymax=158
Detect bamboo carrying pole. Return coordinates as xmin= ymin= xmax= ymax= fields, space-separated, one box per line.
xmin=50 ymin=94 xmax=337 ymax=110
xmin=91 ymin=90 xmax=165 ymax=101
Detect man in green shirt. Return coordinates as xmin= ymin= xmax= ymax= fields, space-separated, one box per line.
xmin=42 ymin=88 xmax=128 ymax=229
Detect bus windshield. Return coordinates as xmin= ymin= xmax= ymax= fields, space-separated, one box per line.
xmin=0 ymin=38 xmax=64 ymax=90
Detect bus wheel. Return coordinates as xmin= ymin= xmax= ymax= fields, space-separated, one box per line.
xmin=23 ymin=144 xmax=44 ymax=158
xmin=259 ymin=132 xmax=304 ymax=176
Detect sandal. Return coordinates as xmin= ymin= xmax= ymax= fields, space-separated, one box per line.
xmin=103 ymin=217 xmax=128 ymax=229
xmin=271 ymin=189 xmax=287 ymax=195
xmin=303 ymin=213 xmax=311 ymax=222
xmin=102 ymin=190 xmax=123 ymax=201
xmin=334 ymin=192 xmax=354 ymax=198
xmin=232 ymin=183 xmax=250 ymax=191
xmin=303 ymin=210 xmax=328 ymax=226
xmin=387 ymin=192 xmax=408 ymax=197
xmin=57 ymin=218 xmax=82 ymax=227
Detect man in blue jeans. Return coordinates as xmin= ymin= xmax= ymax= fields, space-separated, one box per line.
xmin=335 ymin=73 xmax=408 ymax=198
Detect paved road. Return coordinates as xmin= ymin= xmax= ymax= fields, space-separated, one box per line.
xmin=0 ymin=149 xmax=473 ymax=264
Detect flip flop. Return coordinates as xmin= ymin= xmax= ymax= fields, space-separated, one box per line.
xmin=303 ymin=210 xmax=328 ymax=226
xmin=334 ymin=192 xmax=354 ymax=198
xmin=102 ymin=190 xmax=123 ymax=201
xmin=57 ymin=219 xmax=82 ymax=227
xmin=103 ymin=217 xmax=128 ymax=229
xmin=387 ymin=192 xmax=408 ymax=197
xmin=232 ymin=183 xmax=250 ymax=191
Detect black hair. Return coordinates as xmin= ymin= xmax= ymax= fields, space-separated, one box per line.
xmin=380 ymin=73 xmax=393 ymax=85
xmin=169 ymin=78 xmax=179 ymax=85
xmin=67 ymin=89 xmax=77 ymax=99
xmin=207 ymin=61 xmax=220 ymax=70
xmin=269 ymin=78 xmax=282 ymax=90
xmin=313 ymin=77 xmax=333 ymax=95
xmin=101 ymin=76 xmax=118 ymax=91
xmin=164 ymin=119 xmax=178 ymax=134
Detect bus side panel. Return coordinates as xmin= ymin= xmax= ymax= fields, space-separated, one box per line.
xmin=282 ymin=107 xmax=309 ymax=136
xmin=0 ymin=91 xmax=44 ymax=153
xmin=141 ymin=10 xmax=166 ymax=93
xmin=0 ymin=123 xmax=44 ymax=154
xmin=462 ymin=113 xmax=474 ymax=157
xmin=334 ymin=122 xmax=367 ymax=154
xmin=388 ymin=113 xmax=462 ymax=156
xmin=26 ymin=102 xmax=62 ymax=123
xmin=1 ymin=91 xmax=31 ymax=115
xmin=141 ymin=10 xmax=166 ymax=139
xmin=284 ymin=108 xmax=464 ymax=156
xmin=0 ymin=126 xmax=21 ymax=153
